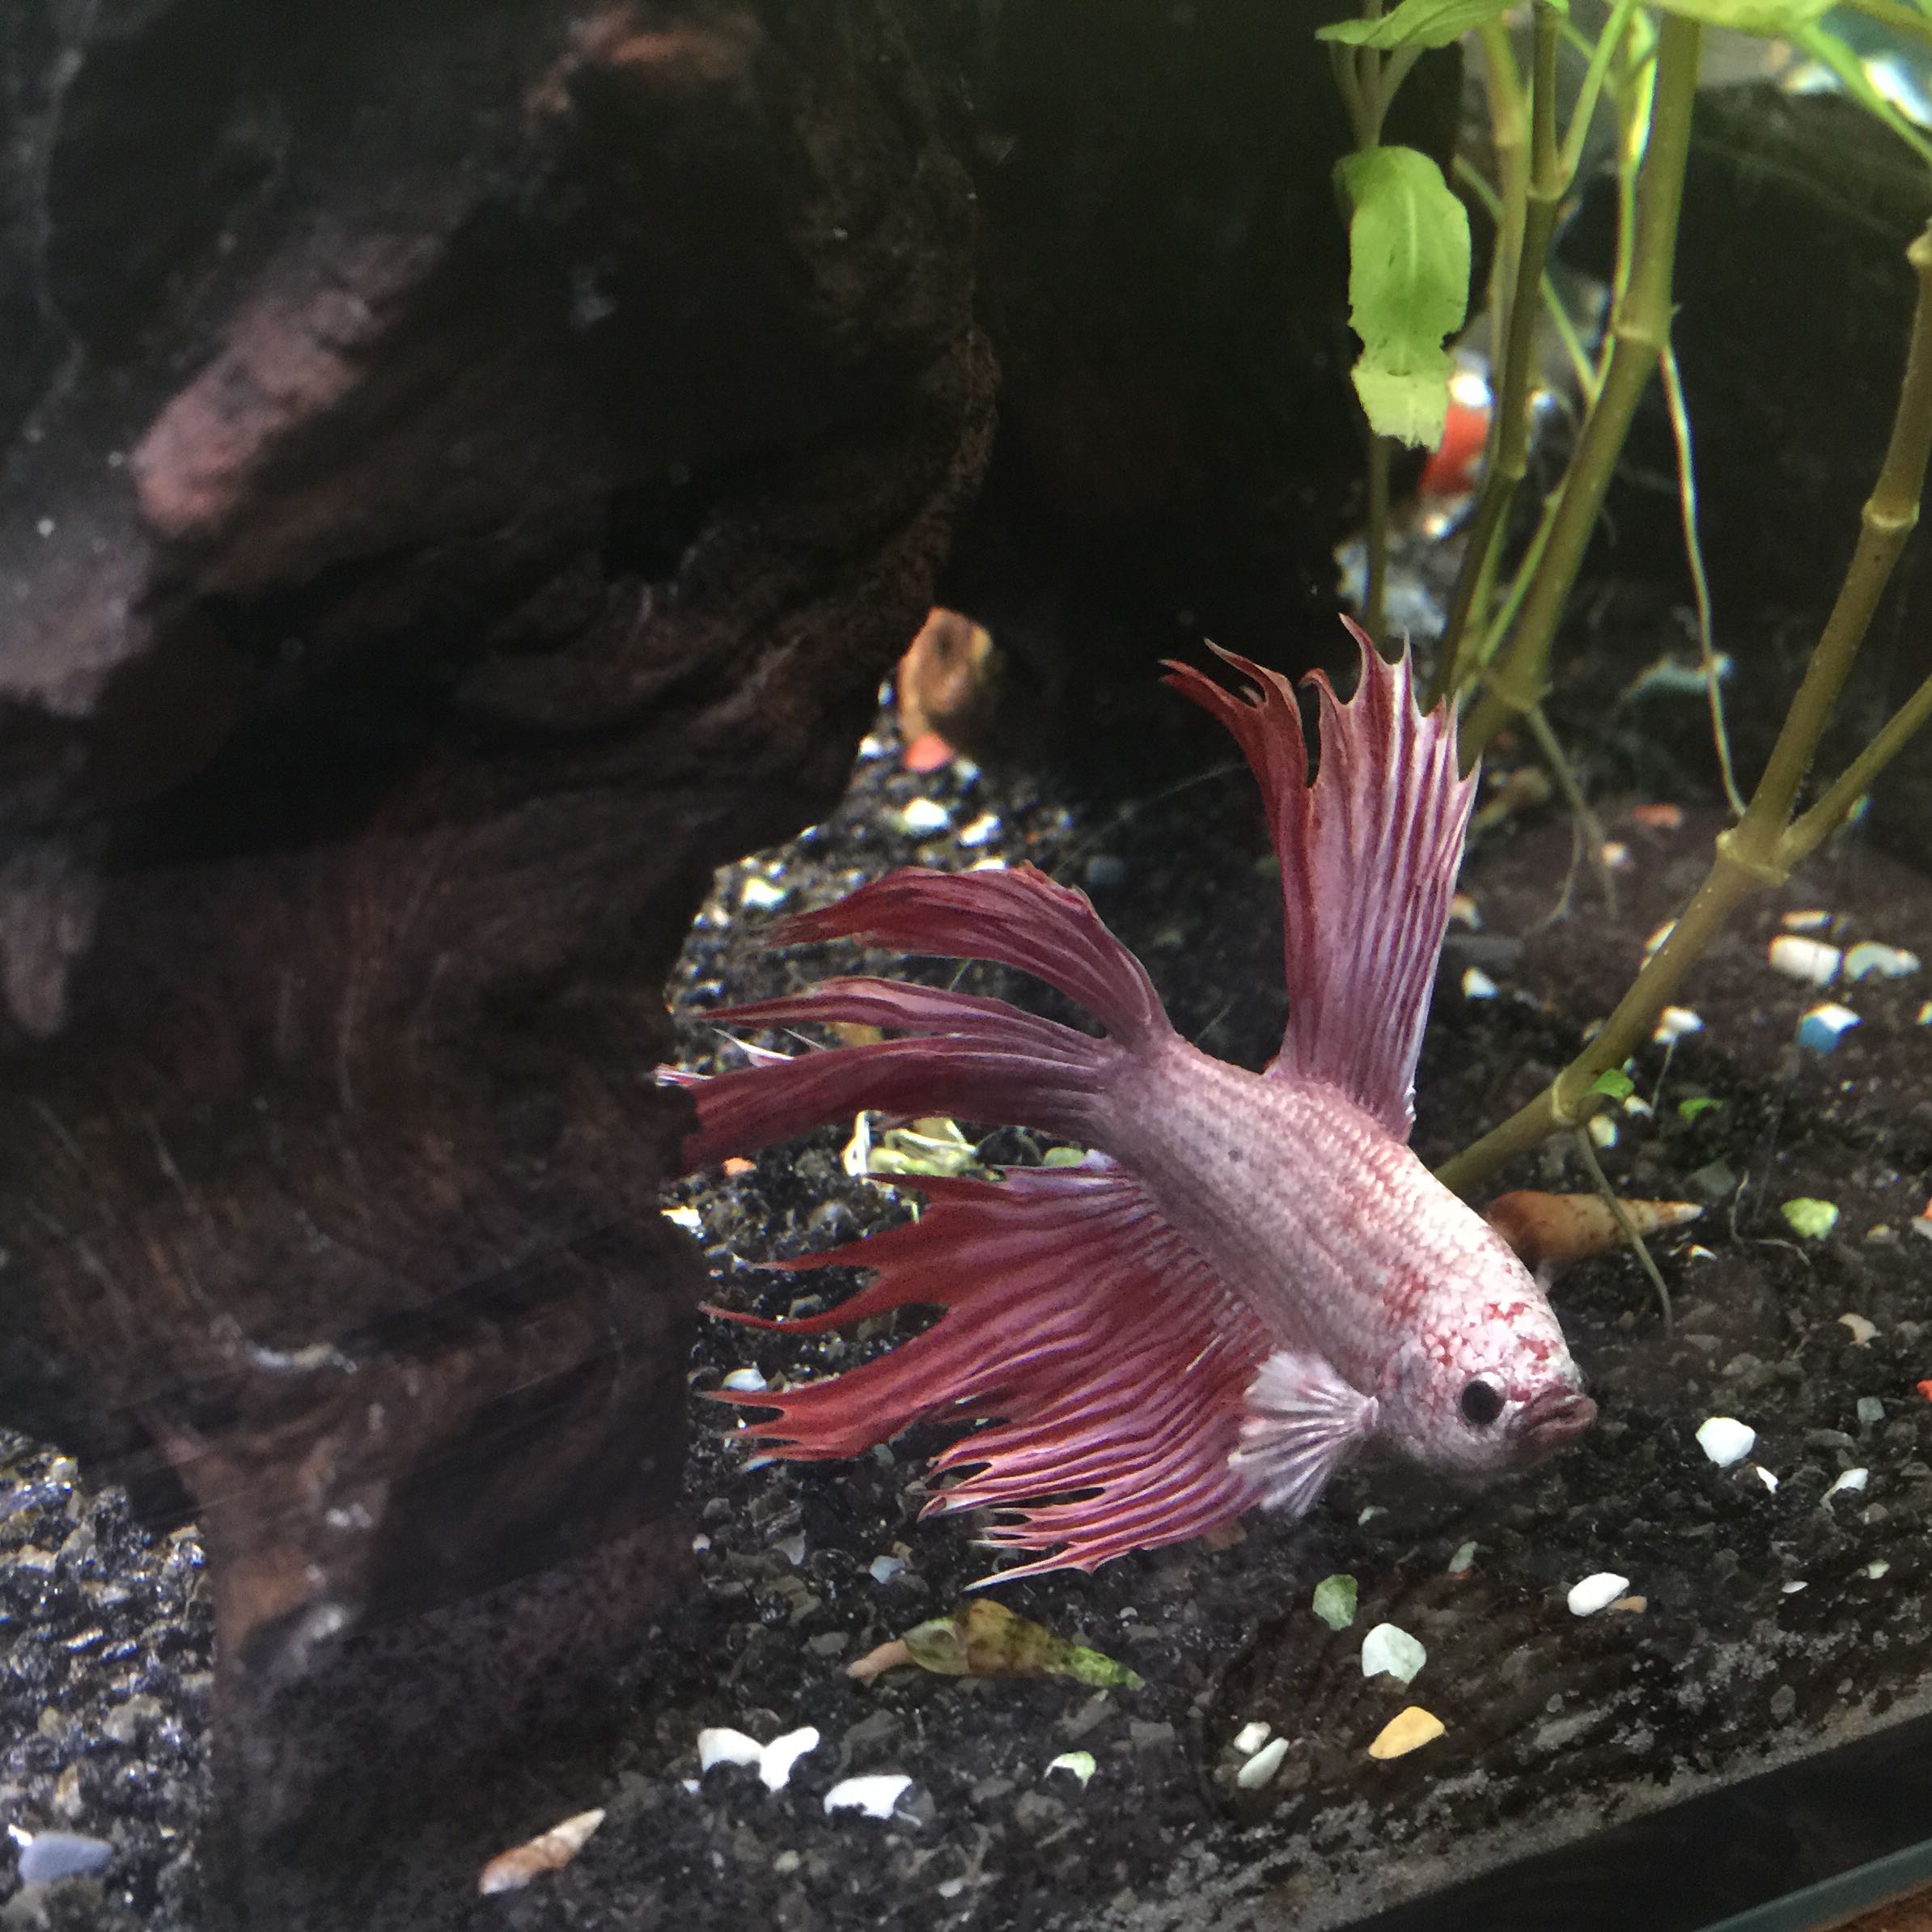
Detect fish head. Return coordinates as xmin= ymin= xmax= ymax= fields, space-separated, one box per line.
xmin=1379 ymin=1245 xmax=1595 ymax=1479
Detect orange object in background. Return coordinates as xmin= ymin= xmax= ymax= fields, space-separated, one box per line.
xmin=1419 ymin=383 xmax=1492 ymax=499
xmin=896 ymin=607 xmax=1000 ymax=768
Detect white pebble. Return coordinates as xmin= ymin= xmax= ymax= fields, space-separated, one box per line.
xmin=1695 ymin=1417 xmax=1756 ymax=1468
xmin=823 ymin=1774 xmax=913 ymax=1820
xmin=1867 ymin=1559 xmax=1892 ymax=1580
xmin=720 ymin=1367 xmax=768 ymax=1392
xmin=1857 ymin=1396 xmax=1886 ymax=1426
xmin=1781 ymin=1581 xmax=1807 ymax=1595
xmin=739 ymin=875 xmax=789 ymax=911
xmin=662 ymin=1205 xmax=704 ymax=1233
xmin=1754 ymin=1466 xmax=1780 ymax=1493
xmin=1768 ymin=935 xmax=1841 ymax=986
xmin=1231 ymin=1722 xmax=1272 ymax=1756
xmin=758 ymin=1727 xmax=820 ymax=1793
xmin=896 ymin=799 xmax=951 ymax=835
xmin=1844 ymin=941 xmax=1920 ymax=981
xmin=1839 ymin=1313 xmax=1879 ymax=1345
xmin=1235 ymin=1738 xmax=1290 ymax=1790
xmin=1587 ymin=1113 xmax=1618 ymax=1149
xmin=1044 ymin=1752 xmax=1096 ymax=1786
xmin=1781 ymin=909 xmax=1832 ymax=932
xmin=697 ymin=1728 xmax=765 ymax=1773
xmin=958 ymin=812 xmax=1002 ymax=849
xmin=1824 ymin=1468 xmax=1869 ymax=1502
xmin=1461 ymin=967 xmax=1498 ymax=1001
xmin=1652 ymin=1006 xmax=1704 ymax=1044
xmin=1360 ymin=1622 xmax=1427 ymax=1686
xmin=1567 ymin=1573 xmax=1630 ymax=1617
xmin=867 ymin=1554 xmax=906 ymax=1585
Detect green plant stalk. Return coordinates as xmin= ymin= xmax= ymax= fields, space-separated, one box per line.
xmin=1430 ymin=1 xmax=1564 ymax=705
xmin=1571 ymin=1125 xmax=1671 ymax=1326
xmin=1451 ymin=157 xmax=1597 ymax=400
xmin=1460 ymin=12 xmax=1701 ymax=765
xmin=1660 ymin=345 xmax=1744 ymax=816
xmin=1440 ymin=218 xmax=1932 ymax=1196
xmin=1526 ymin=704 xmax=1617 ymax=913
xmin=1474 ymin=19 xmax=1528 ymax=373
xmin=1557 ymin=0 xmax=1641 ymax=188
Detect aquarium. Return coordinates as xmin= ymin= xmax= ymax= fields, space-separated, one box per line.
xmin=1 ymin=3 xmax=1930 ymax=1930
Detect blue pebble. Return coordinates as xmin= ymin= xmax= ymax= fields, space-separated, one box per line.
xmin=16 ymin=1831 xmax=112 ymax=1885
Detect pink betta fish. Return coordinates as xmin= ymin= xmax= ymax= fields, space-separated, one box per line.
xmin=668 ymin=624 xmax=1595 ymax=1580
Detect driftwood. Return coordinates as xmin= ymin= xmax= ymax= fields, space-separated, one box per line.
xmin=0 ymin=1 xmax=1452 ymax=1922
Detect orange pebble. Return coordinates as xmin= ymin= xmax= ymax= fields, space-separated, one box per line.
xmin=901 ymin=730 xmax=958 ymax=773
xmin=1630 ymin=803 xmax=1684 ymax=830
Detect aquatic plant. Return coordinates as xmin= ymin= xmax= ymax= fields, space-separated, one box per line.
xmin=1320 ymin=0 xmax=1932 ymax=1187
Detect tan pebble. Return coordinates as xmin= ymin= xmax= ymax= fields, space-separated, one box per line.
xmin=1367 ymin=1707 xmax=1446 ymax=1760
xmin=1609 ymin=1595 xmax=1648 ymax=1614
xmin=477 ymin=1808 xmax=604 ymax=1895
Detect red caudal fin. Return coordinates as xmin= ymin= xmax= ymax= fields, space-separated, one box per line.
xmin=667 ymin=863 xmax=1175 ymax=1172
xmin=710 ymin=1163 xmax=1269 ymax=1582
xmin=1162 ymin=623 xmax=1475 ymax=1139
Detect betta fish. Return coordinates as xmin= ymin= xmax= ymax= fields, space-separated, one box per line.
xmin=667 ymin=624 xmax=1595 ymax=1581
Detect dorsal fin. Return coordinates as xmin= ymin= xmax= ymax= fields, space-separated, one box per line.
xmin=1163 ymin=622 xmax=1475 ymax=1138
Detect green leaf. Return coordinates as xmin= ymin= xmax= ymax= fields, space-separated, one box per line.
xmin=1677 ymin=1095 xmax=1722 ymax=1124
xmin=1319 ymin=0 xmax=1532 ymax=49
xmin=1590 ymin=1068 xmax=1636 ymax=1102
xmin=1648 ymin=0 xmax=1829 ymax=30
xmin=1781 ymin=1197 xmax=1841 ymax=1240
xmin=1312 ymin=1574 xmax=1358 ymax=1632
xmin=1337 ymin=147 xmax=1471 ymax=448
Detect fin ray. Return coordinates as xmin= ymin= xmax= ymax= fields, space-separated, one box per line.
xmin=709 ymin=1164 xmax=1271 ymax=1579
xmin=1163 ymin=623 xmax=1475 ymax=1137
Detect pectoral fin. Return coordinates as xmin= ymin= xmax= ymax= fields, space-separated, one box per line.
xmin=1230 ymin=1349 xmax=1379 ymax=1519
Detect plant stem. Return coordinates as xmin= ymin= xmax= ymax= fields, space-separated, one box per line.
xmin=1431 ymin=1 xmax=1565 ymax=705
xmin=1474 ymin=19 xmax=1528 ymax=371
xmin=1526 ymin=704 xmax=1617 ymax=913
xmin=1440 ymin=218 xmax=1932 ymax=1197
xmin=1659 ymin=344 xmax=1744 ymax=816
xmin=1460 ymin=12 xmax=1702 ymax=767
xmin=1571 ymin=1126 xmax=1671 ymax=1327
xmin=1734 ymin=219 xmax=1932 ymax=855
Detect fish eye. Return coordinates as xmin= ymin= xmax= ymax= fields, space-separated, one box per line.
xmin=1460 ymin=1376 xmax=1506 ymax=1426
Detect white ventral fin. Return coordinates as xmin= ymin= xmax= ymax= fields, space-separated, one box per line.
xmin=1230 ymin=1348 xmax=1379 ymax=1519
xmin=1163 ymin=622 xmax=1477 ymax=1140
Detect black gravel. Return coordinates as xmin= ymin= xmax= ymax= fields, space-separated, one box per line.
xmin=5 ymin=684 xmax=1930 ymax=1930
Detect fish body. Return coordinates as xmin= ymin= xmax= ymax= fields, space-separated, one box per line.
xmin=667 ymin=625 xmax=1594 ymax=1578
xmin=1104 ymin=1038 xmax=1592 ymax=1496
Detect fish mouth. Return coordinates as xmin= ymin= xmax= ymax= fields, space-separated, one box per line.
xmin=1518 ymin=1387 xmax=1597 ymax=1449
